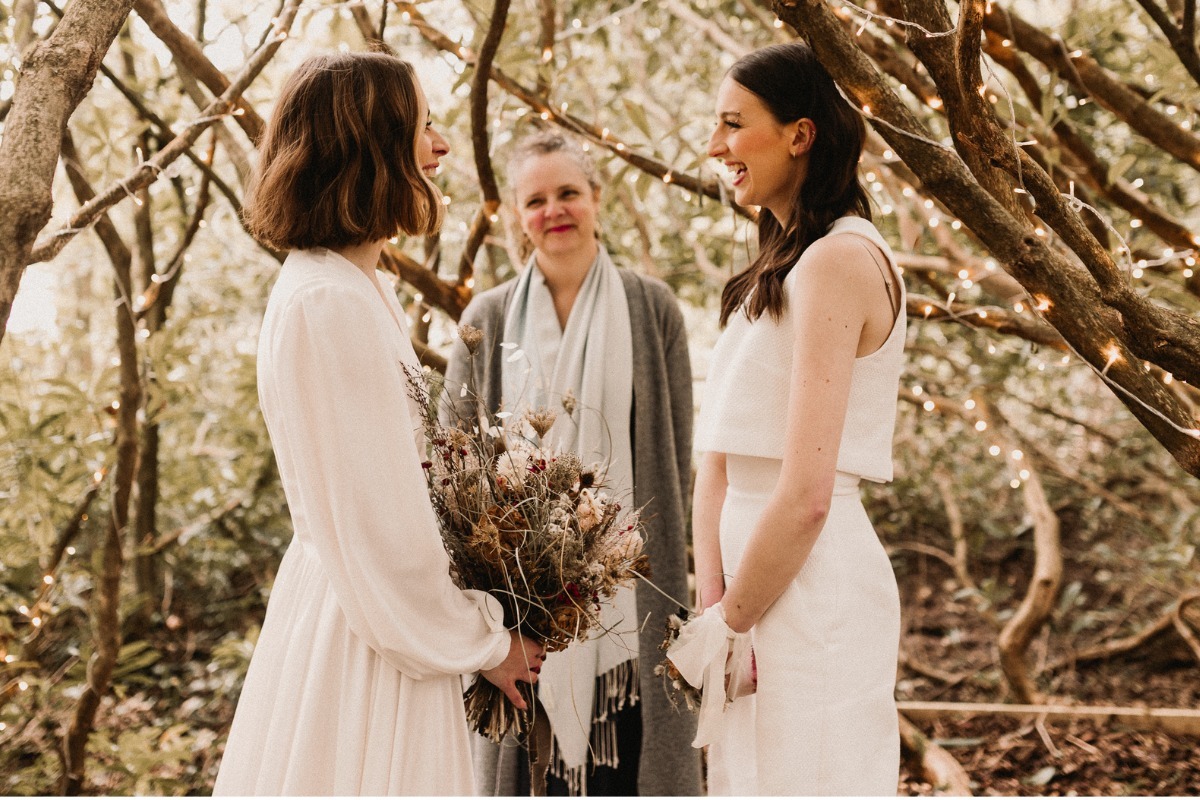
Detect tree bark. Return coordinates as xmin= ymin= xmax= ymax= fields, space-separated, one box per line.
xmin=772 ymin=0 xmax=1200 ymax=477
xmin=58 ymin=131 xmax=141 ymax=797
xmin=133 ymin=0 xmax=266 ymax=145
xmin=0 ymin=0 xmax=136 ymax=345
xmin=27 ymin=0 xmax=300 ymax=266
xmin=455 ymin=0 xmax=511 ymax=291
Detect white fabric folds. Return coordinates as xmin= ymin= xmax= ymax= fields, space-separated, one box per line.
xmin=665 ymin=603 xmax=752 ymax=748
xmin=499 ymin=247 xmax=639 ymax=778
xmin=213 ymin=249 xmax=511 ymax=795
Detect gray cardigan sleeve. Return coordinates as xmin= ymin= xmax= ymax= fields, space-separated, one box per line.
xmin=660 ymin=284 xmax=694 ymax=525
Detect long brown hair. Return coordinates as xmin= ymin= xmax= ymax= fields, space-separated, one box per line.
xmin=244 ymin=52 xmax=443 ymax=251
xmin=718 ymin=43 xmax=870 ymax=327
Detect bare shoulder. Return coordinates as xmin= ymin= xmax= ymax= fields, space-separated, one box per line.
xmin=790 ymin=233 xmax=884 ymax=296
xmin=786 ymin=235 xmax=888 ymax=334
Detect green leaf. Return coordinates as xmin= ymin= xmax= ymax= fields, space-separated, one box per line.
xmin=622 ymin=98 xmax=652 ymax=142
xmin=1109 ymin=152 xmax=1137 ymax=185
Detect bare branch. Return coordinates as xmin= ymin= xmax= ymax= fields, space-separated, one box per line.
xmin=536 ymin=0 xmax=556 ymax=96
xmin=0 ymin=0 xmax=137 ymax=345
xmin=133 ymin=0 xmax=266 ymax=145
xmin=393 ymin=2 xmax=744 ymax=218
xmin=457 ymin=0 xmax=511 ymax=288
xmin=908 ymin=294 xmax=1068 ymax=349
xmin=1047 ymin=590 xmax=1200 ymax=671
xmin=1132 ymin=0 xmax=1200 ymax=86
xmin=28 ymin=0 xmax=301 ymax=265
xmin=985 ymin=4 xmax=1200 ymax=173
xmin=57 ymin=130 xmax=142 ymax=798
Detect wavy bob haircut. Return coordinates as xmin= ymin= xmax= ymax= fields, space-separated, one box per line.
xmin=244 ymin=52 xmax=443 ymax=251
xmin=719 ymin=42 xmax=871 ymax=327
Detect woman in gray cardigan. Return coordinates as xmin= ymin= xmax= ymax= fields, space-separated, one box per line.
xmin=443 ymin=131 xmax=699 ymax=796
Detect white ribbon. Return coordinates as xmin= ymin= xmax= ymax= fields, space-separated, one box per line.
xmin=665 ymin=603 xmax=751 ymax=748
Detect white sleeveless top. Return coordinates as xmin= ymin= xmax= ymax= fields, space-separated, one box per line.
xmin=695 ymin=216 xmax=906 ymax=483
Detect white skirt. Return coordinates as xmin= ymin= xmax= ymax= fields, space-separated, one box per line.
xmin=213 ymin=541 xmax=479 ymax=796
xmin=707 ymin=455 xmax=901 ymax=796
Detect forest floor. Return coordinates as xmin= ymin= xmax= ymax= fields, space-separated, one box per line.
xmin=894 ymin=551 xmax=1200 ymax=796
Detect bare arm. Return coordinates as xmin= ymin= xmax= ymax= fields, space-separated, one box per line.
xmin=692 ymin=450 xmax=728 ymax=611
xmin=720 ymin=237 xmax=886 ymax=634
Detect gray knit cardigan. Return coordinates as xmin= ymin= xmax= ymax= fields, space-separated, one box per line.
xmin=443 ymin=268 xmax=701 ymax=796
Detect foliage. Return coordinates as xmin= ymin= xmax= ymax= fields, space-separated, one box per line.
xmin=0 ymin=0 xmax=1198 ymax=793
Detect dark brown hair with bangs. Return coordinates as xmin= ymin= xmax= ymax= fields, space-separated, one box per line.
xmin=244 ymin=52 xmax=443 ymax=251
xmin=718 ymin=42 xmax=870 ymax=327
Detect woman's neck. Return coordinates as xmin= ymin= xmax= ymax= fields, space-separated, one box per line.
xmin=332 ymin=239 xmax=386 ymax=279
xmin=533 ymin=240 xmax=600 ymax=330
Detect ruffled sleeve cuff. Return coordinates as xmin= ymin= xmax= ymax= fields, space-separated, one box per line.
xmin=464 ymin=589 xmax=511 ymax=672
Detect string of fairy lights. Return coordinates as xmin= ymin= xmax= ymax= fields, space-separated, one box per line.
xmin=5 ymin=0 xmax=1200 ymax=706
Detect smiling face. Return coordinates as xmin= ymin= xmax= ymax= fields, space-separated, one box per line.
xmin=412 ymin=83 xmax=450 ymax=178
xmin=707 ymin=76 xmax=810 ymax=222
xmin=513 ymin=151 xmax=601 ymax=259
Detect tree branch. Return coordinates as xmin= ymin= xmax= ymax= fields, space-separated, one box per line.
xmin=28 ymin=0 xmax=300 ymax=265
xmin=985 ymin=3 xmax=1200 ymax=173
xmin=132 ymin=0 xmax=265 ymax=145
xmin=1132 ymin=0 xmax=1200 ymax=87
xmin=773 ymin=0 xmax=1200 ymax=476
xmin=456 ymin=0 xmax=511 ymax=289
xmin=0 ymin=0 xmax=137 ymax=345
xmin=393 ymin=2 xmax=743 ymax=217
xmin=58 ymin=130 xmax=142 ymax=797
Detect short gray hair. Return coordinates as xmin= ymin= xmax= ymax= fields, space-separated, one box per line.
xmin=506 ymin=130 xmax=600 ymax=198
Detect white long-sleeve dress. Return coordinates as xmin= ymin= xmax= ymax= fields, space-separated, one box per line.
xmin=213 ymin=248 xmax=511 ymax=796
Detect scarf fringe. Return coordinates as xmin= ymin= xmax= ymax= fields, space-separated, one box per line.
xmin=546 ymin=659 xmax=640 ymax=796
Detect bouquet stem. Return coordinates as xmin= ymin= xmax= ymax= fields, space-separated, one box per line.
xmin=463 ymin=678 xmax=537 ymax=743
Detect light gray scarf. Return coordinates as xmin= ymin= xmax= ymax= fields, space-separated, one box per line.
xmin=500 ymin=246 xmax=638 ymax=781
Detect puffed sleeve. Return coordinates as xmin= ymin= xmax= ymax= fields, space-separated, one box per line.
xmin=261 ymin=282 xmax=510 ymax=679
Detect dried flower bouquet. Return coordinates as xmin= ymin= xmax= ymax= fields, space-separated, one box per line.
xmin=404 ymin=325 xmax=651 ymax=743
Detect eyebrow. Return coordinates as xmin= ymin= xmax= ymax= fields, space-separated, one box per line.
xmin=524 ymin=183 xmax=584 ymax=197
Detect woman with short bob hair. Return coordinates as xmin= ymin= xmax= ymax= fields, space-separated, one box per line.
xmin=214 ymin=51 xmax=544 ymax=796
xmin=243 ymin=52 xmax=443 ymax=250
xmin=673 ymin=42 xmax=906 ymax=794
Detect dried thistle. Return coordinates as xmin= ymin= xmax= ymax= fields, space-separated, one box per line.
xmin=458 ymin=323 xmax=484 ymax=355
xmin=524 ymin=407 xmax=557 ymax=439
xmin=544 ymin=452 xmax=583 ymax=493
xmin=561 ymin=389 xmax=578 ymax=417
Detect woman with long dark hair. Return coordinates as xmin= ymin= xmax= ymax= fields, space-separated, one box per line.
xmin=212 ymin=52 xmax=544 ymax=795
xmin=674 ymin=42 xmax=906 ymax=794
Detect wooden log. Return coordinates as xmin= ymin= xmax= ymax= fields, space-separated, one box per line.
xmin=897 ymin=700 xmax=1200 ymax=736
xmin=899 ymin=714 xmax=974 ymax=795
